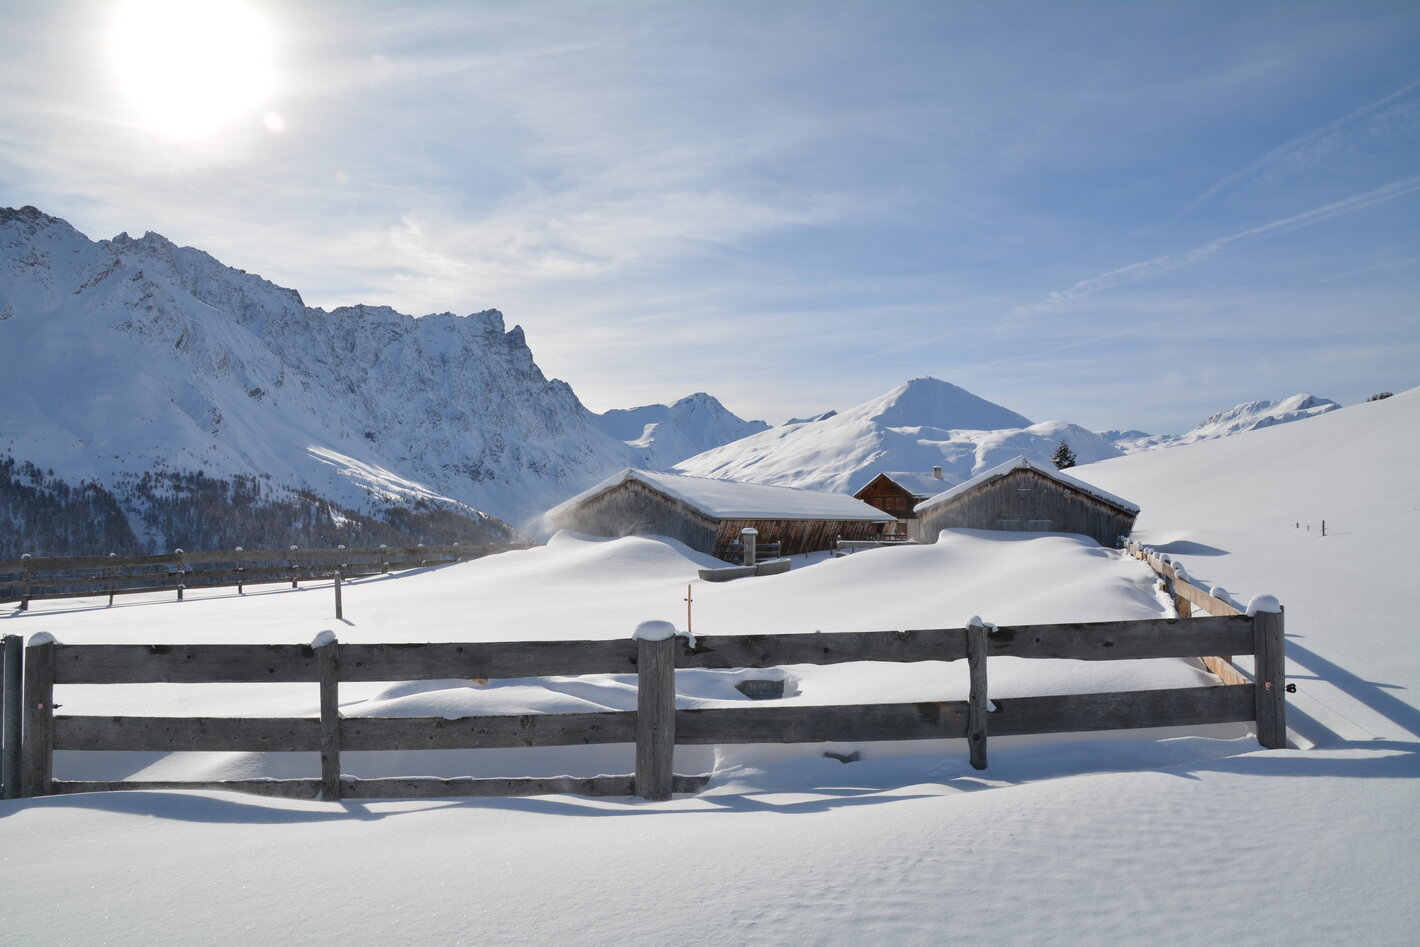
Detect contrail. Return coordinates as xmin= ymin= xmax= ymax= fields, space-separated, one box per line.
xmin=1045 ymin=175 xmax=1420 ymax=305
xmin=1176 ymin=76 xmax=1420 ymax=218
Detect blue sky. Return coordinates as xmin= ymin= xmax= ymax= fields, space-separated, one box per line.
xmin=1 ymin=1 xmax=1416 ymax=432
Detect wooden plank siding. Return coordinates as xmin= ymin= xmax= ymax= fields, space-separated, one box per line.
xmin=855 ymin=474 xmax=923 ymax=523
xmin=917 ymin=467 xmax=1136 ymax=548
xmin=550 ymin=479 xmax=720 ymax=552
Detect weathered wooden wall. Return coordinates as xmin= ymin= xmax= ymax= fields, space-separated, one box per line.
xmin=549 ymin=480 xmax=720 ymax=553
xmin=713 ymin=518 xmax=886 ymax=556
xmin=917 ymin=468 xmax=1135 ymax=547
xmin=856 ymin=476 xmax=920 ymax=518
xmin=551 ymin=481 xmax=888 ymax=557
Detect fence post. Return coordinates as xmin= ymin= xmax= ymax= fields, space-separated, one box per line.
xmin=633 ymin=620 xmax=677 ymax=801
xmin=19 ymin=554 xmax=30 ymax=612
xmin=235 ymin=547 xmax=245 ymax=595
xmin=2 ymin=634 xmax=22 ymax=798
xmin=106 ymin=552 xmax=118 ymax=607
xmin=379 ymin=544 xmax=388 ymax=575
xmin=334 ymin=545 xmax=345 ymax=621
xmin=21 ymin=634 xmax=55 ymax=797
xmin=174 ymin=548 xmax=185 ymax=601
xmin=290 ymin=545 xmax=300 ymax=588
xmin=452 ymin=542 xmax=461 ymax=563
xmin=1249 ymin=598 xmax=1286 ymax=749
xmin=965 ymin=617 xmax=989 ymax=770
xmin=314 ymin=632 xmax=341 ymax=800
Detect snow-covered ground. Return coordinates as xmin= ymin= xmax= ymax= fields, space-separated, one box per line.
xmin=0 ymin=389 xmax=1416 ymax=944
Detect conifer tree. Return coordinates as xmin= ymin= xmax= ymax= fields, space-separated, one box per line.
xmin=1051 ymin=440 xmax=1077 ymax=469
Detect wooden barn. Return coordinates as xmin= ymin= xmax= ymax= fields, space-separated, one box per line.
xmin=853 ymin=468 xmax=954 ymax=538
xmin=913 ymin=455 xmax=1138 ymax=547
xmin=545 ymin=468 xmax=896 ymax=558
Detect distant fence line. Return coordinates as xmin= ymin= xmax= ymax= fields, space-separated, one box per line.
xmin=0 ymin=606 xmax=1286 ymax=802
xmin=0 ymin=542 xmax=530 ymax=612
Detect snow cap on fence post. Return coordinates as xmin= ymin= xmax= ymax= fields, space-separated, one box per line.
xmin=965 ymin=615 xmax=999 ymax=634
xmin=311 ymin=629 xmax=337 ymax=648
xmin=27 ymin=632 xmax=56 ymax=646
xmin=633 ymin=620 xmax=677 ymax=641
xmin=1246 ymin=594 xmax=1282 ymax=616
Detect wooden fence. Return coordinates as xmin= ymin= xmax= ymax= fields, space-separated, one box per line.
xmin=1 ymin=605 xmax=1286 ymax=802
xmin=1125 ymin=539 xmax=1290 ymax=743
xmin=0 ymin=543 xmax=526 ymax=612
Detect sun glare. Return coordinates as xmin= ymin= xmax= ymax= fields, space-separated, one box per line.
xmin=109 ymin=0 xmax=275 ymax=140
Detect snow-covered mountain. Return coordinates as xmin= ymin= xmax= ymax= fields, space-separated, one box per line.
xmin=1104 ymin=394 xmax=1341 ymax=453
xmin=0 ymin=205 xmax=644 ymax=552
xmin=673 ymin=377 xmax=1121 ymax=493
xmin=590 ymin=393 xmax=769 ymax=469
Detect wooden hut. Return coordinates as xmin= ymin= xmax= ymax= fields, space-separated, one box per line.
xmin=546 ymin=469 xmax=896 ymax=558
xmin=913 ymin=456 xmax=1138 ymax=547
xmin=853 ymin=468 xmax=954 ymax=538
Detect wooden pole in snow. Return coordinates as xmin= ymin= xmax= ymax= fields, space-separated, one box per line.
xmin=1 ymin=634 xmax=21 ymax=798
xmin=965 ymin=618 xmax=989 ymax=770
xmin=634 ymin=621 xmax=677 ymax=801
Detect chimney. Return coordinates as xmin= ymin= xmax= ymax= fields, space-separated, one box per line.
xmin=932 ymin=466 xmax=943 ymax=480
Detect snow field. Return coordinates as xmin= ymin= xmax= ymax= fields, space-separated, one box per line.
xmin=1 ymin=387 xmax=1417 ymax=944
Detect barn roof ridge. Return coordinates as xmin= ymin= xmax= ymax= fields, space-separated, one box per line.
xmin=548 ymin=468 xmax=896 ymax=523
xmin=914 ymin=455 xmax=1140 ymax=515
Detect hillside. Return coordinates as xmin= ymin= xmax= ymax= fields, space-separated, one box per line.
xmin=1106 ymin=392 xmax=1341 ymax=453
xmin=675 ymin=376 xmax=1121 ymax=492
xmin=0 ymin=387 xmax=1414 ymax=943
xmin=0 ymin=206 xmax=638 ymax=547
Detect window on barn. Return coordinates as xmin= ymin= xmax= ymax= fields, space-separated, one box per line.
xmin=999 ymin=518 xmax=1023 ymax=530
xmin=1026 ymin=519 xmax=1051 ymax=530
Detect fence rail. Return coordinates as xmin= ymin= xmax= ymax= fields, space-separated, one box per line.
xmin=2 ymin=604 xmax=1286 ymax=802
xmin=0 ymin=542 xmax=527 ymax=610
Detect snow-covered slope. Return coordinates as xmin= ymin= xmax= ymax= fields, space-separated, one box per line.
xmin=1 ymin=388 xmax=1416 ymax=944
xmin=674 ymin=376 xmax=1120 ymax=493
xmin=590 ymin=392 xmax=769 ymax=468
xmin=1106 ymin=393 xmax=1340 ymax=453
xmin=0 ymin=206 xmax=641 ymax=545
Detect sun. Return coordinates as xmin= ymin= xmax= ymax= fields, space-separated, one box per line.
xmin=109 ymin=0 xmax=276 ymax=140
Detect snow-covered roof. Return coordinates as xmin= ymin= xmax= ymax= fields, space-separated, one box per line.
xmin=855 ymin=471 xmax=954 ymax=498
xmin=914 ymin=456 xmax=1140 ymax=515
xmin=548 ymin=469 xmax=897 ymax=523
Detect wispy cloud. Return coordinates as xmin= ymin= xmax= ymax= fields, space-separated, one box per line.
xmin=1176 ymin=76 xmax=1420 ymax=217
xmin=1037 ymin=176 xmax=1420 ymax=308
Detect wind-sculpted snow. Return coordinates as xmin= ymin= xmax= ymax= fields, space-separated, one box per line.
xmin=0 ymin=206 xmax=641 ymax=542
xmin=674 ymin=377 xmax=1121 ymax=493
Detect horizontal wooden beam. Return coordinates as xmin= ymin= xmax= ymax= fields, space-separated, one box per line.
xmin=338 ymin=640 xmax=641 ymax=681
xmin=53 ymin=715 xmax=322 ymax=751
xmin=984 ymin=615 xmax=1256 ymax=660
xmin=51 ymin=778 xmax=324 ymax=799
xmin=987 ymin=685 xmax=1255 ymax=736
xmin=676 ymin=700 xmax=971 ymax=744
xmin=53 ymin=644 xmax=319 ymax=684
xmin=339 ymin=711 xmax=636 ymax=750
xmin=48 ymin=773 xmax=709 ymax=800
xmin=677 ymin=628 xmax=968 ymax=668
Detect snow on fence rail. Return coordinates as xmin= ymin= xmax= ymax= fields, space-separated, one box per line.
xmin=0 ymin=607 xmax=1286 ymax=802
xmin=0 ymin=543 xmax=527 ymax=611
